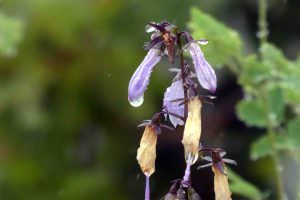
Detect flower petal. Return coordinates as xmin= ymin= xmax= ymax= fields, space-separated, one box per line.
xmin=188 ymin=42 xmax=217 ymax=93
xmin=128 ymin=49 xmax=161 ymax=107
xmin=163 ymin=75 xmax=184 ymax=127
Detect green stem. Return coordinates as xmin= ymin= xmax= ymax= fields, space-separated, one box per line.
xmin=295 ymin=152 xmax=300 ymax=200
xmin=258 ymin=0 xmax=268 ymax=46
xmin=257 ymin=0 xmax=285 ymax=199
xmin=261 ymin=89 xmax=284 ymax=200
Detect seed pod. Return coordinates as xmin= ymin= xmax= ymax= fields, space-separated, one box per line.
xmin=182 ymin=97 xmax=202 ymax=165
xmin=212 ymin=165 xmax=232 ymax=200
xmin=137 ymin=125 xmax=157 ymax=176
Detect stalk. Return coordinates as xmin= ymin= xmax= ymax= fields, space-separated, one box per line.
xmin=257 ymin=1 xmax=284 ymax=198
xmin=177 ymin=35 xmax=188 ymax=120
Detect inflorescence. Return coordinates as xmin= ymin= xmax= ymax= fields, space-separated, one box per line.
xmin=128 ymin=21 xmax=236 ymax=200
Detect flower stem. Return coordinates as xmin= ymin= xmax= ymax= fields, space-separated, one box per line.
xmin=177 ymin=35 xmax=188 ymax=120
xmin=258 ymin=0 xmax=268 ymax=46
xmin=182 ymin=162 xmax=191 ymax=186
xmin=145 ymin=175 xmax=150 ymax=200
xmin=261 ymin=88 xmax=284 ymax=200
xmin=257 ymin=0 xmax=285 ymax=199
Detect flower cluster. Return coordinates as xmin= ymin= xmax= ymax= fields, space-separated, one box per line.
xmin=128 ymin=21 xmax=234 ymax=200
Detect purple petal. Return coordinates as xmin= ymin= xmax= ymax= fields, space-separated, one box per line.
xmin=163 ymin=75 xmax=184 ymax=127
xmin=188 ymin=42 xmax=217 ymax=93
xmin=128 ymin=49 xmax=161 ymax=107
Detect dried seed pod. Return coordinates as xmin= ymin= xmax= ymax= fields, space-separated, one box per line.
xmin=182 ymin=97 xmax=202 ymax=165
xmin=212 ymin=165 xmax=232 ymax=200
xmin=137 ymin=125 xmax=158 ymax=176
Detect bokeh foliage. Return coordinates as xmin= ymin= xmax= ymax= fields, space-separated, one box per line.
xmin=189 ymin=6 xmax=300 ymax=200
xmin=0 ymin=0 xmax=299 ymax=199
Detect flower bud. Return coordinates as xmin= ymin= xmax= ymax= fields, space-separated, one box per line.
xmin=182 ymin=97 xmax=202 ymax=165
xmin=137 ymin=125 xmax=158 ymax=176
xmin=212 ymin=165 xmax=232 ymax=200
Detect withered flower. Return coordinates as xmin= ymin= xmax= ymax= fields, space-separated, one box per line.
xmin=137 ymin=125 xmax=158 ymax=176
xmin=198 ymin=149 xmax=237 ymax=200
xmin=212 ymin=165 xmax=232 ymax=200
xmin=182 ymin=97 xmax=202 ymax=165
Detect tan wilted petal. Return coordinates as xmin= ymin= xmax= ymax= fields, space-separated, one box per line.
xmin=212 ymin=165 xmax=232 ymax=200
xmin=182 ymin=97 xmax=202 ymax=164
xmin=136 ymin=125 xmax=157 ymax=176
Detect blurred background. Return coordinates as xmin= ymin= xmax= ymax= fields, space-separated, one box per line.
xmin=0 ymin=0 xmax=299 ymax=199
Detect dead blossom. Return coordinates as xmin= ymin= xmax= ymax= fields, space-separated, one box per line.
xmin=136 ymin=125 xmax=157 ymax=176
xmin=182 ymin=97 xmax=202 ymax=165
xmin=212 ymin=165 xmax=232 ymax=200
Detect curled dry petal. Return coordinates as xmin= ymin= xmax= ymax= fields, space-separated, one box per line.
xmin=188 ymin=42 xmax=217 ymax=93
xmin=182 ymin=97 xmax=202 ymax=165
xmin=212 ymin=165 xmax=232 ymax=200
xmin=128 ymin=49 xmax=161 ymax=107
xmin=136 ymin=125 xmax=157 ymax=176
xmin=163 ymin=75 xmax=184 ymax=127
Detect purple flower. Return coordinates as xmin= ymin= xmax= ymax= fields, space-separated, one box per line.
xmin=187 ymin=42 xmax=217 ymax=93
xmin=128 ymin=48 xmax=161 ymax=107
xmin=163 ymin=73 xmax=185 ymax=127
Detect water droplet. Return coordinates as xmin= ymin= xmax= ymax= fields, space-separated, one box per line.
xmin=129 ymin=96 xmax=144 ymax=107
xmin=197 ymin=39 xmax=208 ymax=45
xmin=145 ymin=24 xmax=156 ymax=33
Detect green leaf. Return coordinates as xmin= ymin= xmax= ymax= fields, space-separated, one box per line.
xmin=188 ymin=7 xmax=242 ymax=67
xmin=287 ymin=117 xmax=300 ymax=147
xmin=0 ymin=13 xmax=23 ymax=57
xmin=250 ymin=134 xmax=294 ymax=161
xmin=279 ymin=64 xmax=300 ymax=105
xmin=239 ymin=55 xmax=269 ymax=88
xmin=227 ymin=168 xmax=263 ymax=200
xmin=267 ymin=86 xmax=284 ymax=125
xmin=237 ymin=98 xmax=266 ymax=127
xmin=237 ymin=86 xmax=284 ymax=128
xmin=261 ymin=43 xmax=292 ymax=75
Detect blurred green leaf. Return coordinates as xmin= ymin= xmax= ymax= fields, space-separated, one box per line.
xmin=237 ymin=98 xmax=266 ymax=127
xmin=259 ymin=43 xmax=300 ymax=105
xmin=261 ymin=43 xmax=291 ymax=75
xmin=267 ymin=86 xmax=284 ymax=126
xmin=239 ymin=55 xmax=269 ymax=89
xmin=237 ymin=86 xmax=284 ymax=128
xmin=287 ymin=117 xmax=300 ymax=147
xmin=279 ymin=64 xmax=300 ymax=105
xmin=227 ymin=167 xmax=264 ymax=200
xmin=0 ymin=13 xmax=23 ymax=57
xmin=250 ymin=134 xmax=294 ymax=161
xmin=188 ymin=7 xmax=242 ymax=67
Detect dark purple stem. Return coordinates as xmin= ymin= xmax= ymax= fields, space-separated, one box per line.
xmin=177 ymin=33 xmax=188 ymax=120
xmin=145 ymin=175 xmax=150 ymax=200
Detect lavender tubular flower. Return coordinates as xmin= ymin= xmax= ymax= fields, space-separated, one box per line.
xmin=187 ymin=42 xmax=217 ymax=93
xmin=163 ymin=75 xmax=185 ymax=127
xmin=128 ymin=48 xmax=161 ymax=107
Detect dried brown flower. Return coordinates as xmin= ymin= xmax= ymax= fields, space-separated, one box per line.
xmin=182 ymin=97 xmax=202 ymax=165
xmin=212 ymin=165 xmax=232 ymax=200
xmin=137 ymin=125 xmax=158 ymax=176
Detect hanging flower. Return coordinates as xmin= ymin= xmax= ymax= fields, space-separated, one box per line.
xmin=182 ymin=96 xmax=202 ymax=165
xmin=137 ymin=125 xmax=158 ymax=176
xmin=128 ymin=48 xmax=162 ymax=107
xmin=213 ymin=164 xmax=232 ymax=200
xmin=163 ymin=73 xmax=185 ymax=127
xmin=186 ymin=41 xmax=217 ymax=93
xmin=198 ymin=149 xmax=237 ymax=200
xmin=128 ymin=22 xmax=179 ymax=107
